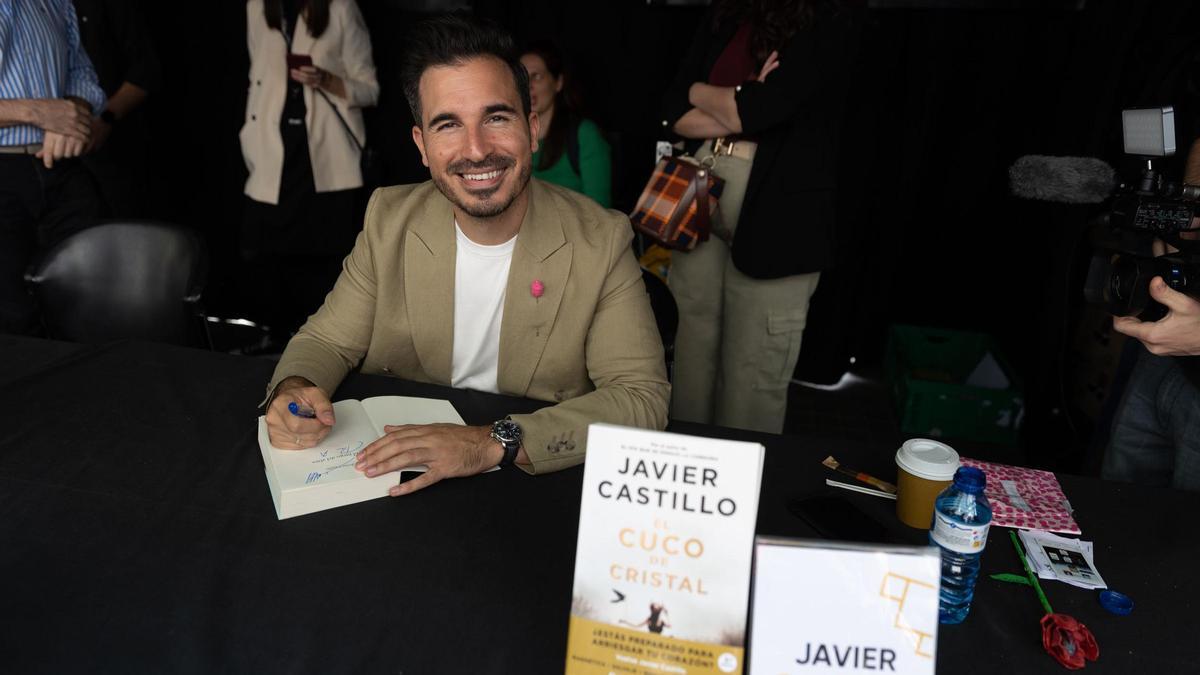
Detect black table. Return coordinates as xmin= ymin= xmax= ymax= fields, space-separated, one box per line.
xmin=1 ymin=336 xmax=1194 ymax=673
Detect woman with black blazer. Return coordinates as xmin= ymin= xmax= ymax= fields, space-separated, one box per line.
xmin=661 ymin=0 xmax=859 ymax=433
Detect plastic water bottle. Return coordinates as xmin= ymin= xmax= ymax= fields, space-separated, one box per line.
xmin=929 ymin=466 xmax=992 ymax=624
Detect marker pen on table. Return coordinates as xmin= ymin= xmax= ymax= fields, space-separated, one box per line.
xmin=288 ymin=401 xmax=317 ymax=419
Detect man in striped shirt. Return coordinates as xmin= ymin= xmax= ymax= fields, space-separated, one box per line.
xmin=0 ymin=0 xmax=107 ymax=334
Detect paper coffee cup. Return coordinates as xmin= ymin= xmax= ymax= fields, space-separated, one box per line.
xmin=895 ymin=439 xmax=960 ymax=529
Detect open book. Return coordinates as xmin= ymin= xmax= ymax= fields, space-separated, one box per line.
xmin=257 ymin=396 xmax=465 ymax=519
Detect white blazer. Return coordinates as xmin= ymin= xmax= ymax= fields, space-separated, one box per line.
xmin=241 ymin=0 xmax=379 ymax=204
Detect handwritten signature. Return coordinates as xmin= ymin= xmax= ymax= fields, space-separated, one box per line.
xmin=303 ymin=442 xmax=365 ymax=484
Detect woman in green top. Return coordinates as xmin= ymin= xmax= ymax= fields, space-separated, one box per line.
xmin=520 ymin=41 xmax=612 ymax=207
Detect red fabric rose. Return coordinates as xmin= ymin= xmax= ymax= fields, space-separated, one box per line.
xmin=1041 ymin=613 xmax=1100 ymax=670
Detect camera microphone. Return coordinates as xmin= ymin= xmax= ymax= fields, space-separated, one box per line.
xmin=1009 ymin=155 xmax=1117 ymax=204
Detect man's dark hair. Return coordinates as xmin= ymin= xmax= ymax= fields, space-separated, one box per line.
xmin=401 ymin=14 xmax=531 ymax=126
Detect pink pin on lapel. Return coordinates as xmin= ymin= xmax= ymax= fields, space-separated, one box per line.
xmin=530 ymin=280 xmax=545 ymax=299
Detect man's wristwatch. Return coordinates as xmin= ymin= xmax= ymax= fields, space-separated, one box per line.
xmin=490 ymin=418 xmax=522 ymax=468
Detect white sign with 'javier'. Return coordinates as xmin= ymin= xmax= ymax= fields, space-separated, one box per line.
xmin=748 ymin=538 xmax=940 ymax=675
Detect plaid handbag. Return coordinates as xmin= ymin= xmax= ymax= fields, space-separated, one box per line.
xmin=629 ymin=155 xmax=725 ymax=251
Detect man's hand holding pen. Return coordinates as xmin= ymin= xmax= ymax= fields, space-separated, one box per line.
xmin=266 ymin=376 xmax=336 ymax=449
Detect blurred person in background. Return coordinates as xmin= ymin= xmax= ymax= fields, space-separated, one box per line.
xmin=521 ymin=40 xmax=611 ymax=208
xmin=0 ymin=0 xmax=106 ymax=335
xmin=73 ymin=0 xmax=161 ymax=218
xmin=661 ymin=0 xmax=859 ymax=433
xmin=240 ymin=0 xmax=378 ymax=346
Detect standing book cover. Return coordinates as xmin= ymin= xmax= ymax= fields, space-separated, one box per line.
xmin=565 ymin=424 xmax=765 ymax=675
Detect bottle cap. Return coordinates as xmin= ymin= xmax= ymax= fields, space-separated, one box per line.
xmin=952 ymin=466 xmax=987 ymax=494
xmin=1099 ymin=590 xmax=1133 ymax=615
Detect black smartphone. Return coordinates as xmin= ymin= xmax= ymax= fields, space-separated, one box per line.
xmin=286 ymin=53 xmax=313 ymax=70
xmin=787 ymin=495 xmax=889 ymax=543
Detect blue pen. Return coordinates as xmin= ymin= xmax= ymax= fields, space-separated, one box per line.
xmin=288 ymin=401 xmax=318 ymax=419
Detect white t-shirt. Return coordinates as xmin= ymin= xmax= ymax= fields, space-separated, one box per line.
xmin=450 ymin=221 xmax=515 ymax=393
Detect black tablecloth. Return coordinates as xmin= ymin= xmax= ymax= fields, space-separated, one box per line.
xmin=1 ymin=336 xmax=1195 ymax=673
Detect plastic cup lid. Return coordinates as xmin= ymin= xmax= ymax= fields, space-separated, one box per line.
xmin=1099 ymin=590 xmax=1133 ymax=616
xmin=895 ymin=438 xmax=960 ymax=481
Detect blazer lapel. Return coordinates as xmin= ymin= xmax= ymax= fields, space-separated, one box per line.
xmin=404 ymin=193 xmax=455 ymax=384
xmin=498 ymin=181 xmax=572 ymax=396
xmin=290 ymin=12 xmax=315 ymax=54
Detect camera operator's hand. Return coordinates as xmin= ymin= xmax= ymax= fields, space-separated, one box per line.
xmin=1113 ymin=276 xmax=1200 ymax=356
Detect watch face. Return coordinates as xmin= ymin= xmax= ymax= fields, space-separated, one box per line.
xmin=493 ymin=420 xmax=522 ymax=443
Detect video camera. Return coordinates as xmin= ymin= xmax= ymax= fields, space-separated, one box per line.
xmin=1085 ymin=107 xmax=1200 ymax=319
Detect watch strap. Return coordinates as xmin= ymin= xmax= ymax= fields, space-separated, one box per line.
xmin=497 ymin=437 xmax=519 ymax=468
xmin=491 ymin=419 xmax=521 ymax=468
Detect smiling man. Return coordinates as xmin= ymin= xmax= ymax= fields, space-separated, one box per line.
xmin=261 ymin=15 xmax=669 ymax=493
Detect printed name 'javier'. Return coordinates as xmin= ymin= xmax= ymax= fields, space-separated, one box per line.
xmin=598 ymin=457 xmax=737 ymax=516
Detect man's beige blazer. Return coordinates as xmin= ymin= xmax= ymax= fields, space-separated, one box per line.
xmin=266 ymin=179 xmax=670 ymax=473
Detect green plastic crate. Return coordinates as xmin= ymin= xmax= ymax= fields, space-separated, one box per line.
xmin=885 ymin=325 xmax=1024 ymax=445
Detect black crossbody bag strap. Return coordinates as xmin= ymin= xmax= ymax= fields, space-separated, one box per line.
xmin=313 ymin=88 xmax=365 ymax=152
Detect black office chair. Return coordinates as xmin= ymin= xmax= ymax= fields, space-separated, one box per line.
xmin=641 ymin=268 xmax=678 ymax=374
xmin=25 ymin=221 xmax=210 ymax=347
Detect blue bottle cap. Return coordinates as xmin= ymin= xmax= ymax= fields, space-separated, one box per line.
xmin=1099 ymin=590 xmax=1133 ymax=616
xmin=953 ymin=466 xmax=987 ymax=494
